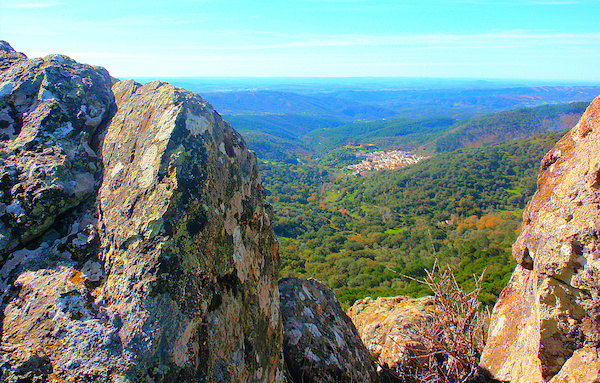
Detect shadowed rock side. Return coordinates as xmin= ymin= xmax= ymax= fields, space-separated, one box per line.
xmin=279 ymin=277 xmax=381 ymax=383
xmin=480 ymin=95 xmax=600 ymax=383
xmin=348 ymin=296 xmax=436 ymax=371
xmin=0 ymin=42 xmax=284 ymax=382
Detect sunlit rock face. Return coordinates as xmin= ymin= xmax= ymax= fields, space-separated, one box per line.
xmin=0 ymin=41 xmax=284 ymax=382
xmin=279 ymin=277 xmax=381 ymax=383
xmin=348 ymin=295 xmax=436 ymax=371
xmin=480 ymin=95 xmax=600 ymax=383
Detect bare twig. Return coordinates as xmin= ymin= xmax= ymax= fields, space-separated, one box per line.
xmin=389 ymin=260 xmax=489 ymax=383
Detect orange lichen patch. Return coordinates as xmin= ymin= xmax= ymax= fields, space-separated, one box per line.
xmin=480 ymin=267 xmax=541 ymax=377
xmin=549 ymin=348 xmax=600 ymax=382
xmin=48 ymin=374 xmax=69 ymax=383
xmin=67 ymin=270 xmax=85 ymax=286
xmin=270 ymin=241 xmax=279 ymax=260
xmin=533 ymin=133 xmax=577 ymax=206
xmin=45 ymin=339 xmax=64 ymax=352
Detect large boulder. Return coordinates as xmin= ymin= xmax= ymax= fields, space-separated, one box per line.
xmin=480 ymin=95 xmax=600 ymax=382
xmin=0 ymin=42 xmax=115 ymax=256
xmin=348 ymin=295 xmax=436 ymax=371
xmin=279 ymin=277 xmax=381 ymax=383
xmin=0 ymin=42 xmax=284 ymax=382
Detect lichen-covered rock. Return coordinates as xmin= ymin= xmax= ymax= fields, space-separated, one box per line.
xmin=0 ymin=41 xmax=27 ymax=72
xmin=348 ymin=295 xmax=436 ymax=371
xmin=0 ymin=43 xmax=284 ymax=382
xmin=480 ymin=95 xmax=600 ymax=383
xmin=95 ymin=79 xmax=284 ymax=382
xmin=0 ymin=40 xmax=115 ymax=256
xmin=279 ymin=277 xmax=381 ymax=383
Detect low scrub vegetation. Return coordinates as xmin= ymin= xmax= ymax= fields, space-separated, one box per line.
xmin=393 ymin=263 xmax=489 ymax=383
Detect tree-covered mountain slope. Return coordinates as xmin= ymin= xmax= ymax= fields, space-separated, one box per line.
xmin=260 ymin=131 xmax=565 ymax=306
xmin=433 ymin=101 xmax=588 ymax=152
xmin=227 ymin=101 xmax=588 ymax=161
xmin=305 ymin=102 xmax=588 ymax=154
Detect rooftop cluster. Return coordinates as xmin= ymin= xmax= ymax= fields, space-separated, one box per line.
xmin=345 ymin=150 xmax=428 ymax=176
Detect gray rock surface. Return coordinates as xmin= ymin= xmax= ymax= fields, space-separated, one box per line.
xmin=0 ymin=42 xmax=115 ymax=256
xmin=0 ymin=42 xmax=284 ymax=382
xmin=279 ymin=277 xmax=381 ymax=383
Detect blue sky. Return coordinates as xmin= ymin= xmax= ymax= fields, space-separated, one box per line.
xmin=1 ymin=0 xmax=599 ymax=80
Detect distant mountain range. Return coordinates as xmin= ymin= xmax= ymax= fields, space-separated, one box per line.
xmin=203 ymin=85 xmax=600 ymax=120
xmin=138 ymin=77 xmax=600 ymax=120
xmin=203 ymin=90 xmax=398 ymax=121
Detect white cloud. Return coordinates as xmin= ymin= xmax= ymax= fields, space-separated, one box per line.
xmin=161 ymin=31 xmax=600 ymax=51
xmin=84 ymin=15 xmax=198 ymax=28
xmin=7 ymin=2 xmax=65 ymax=8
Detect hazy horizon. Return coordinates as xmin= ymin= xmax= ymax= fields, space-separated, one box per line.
xmin=132 ymin=76 xmax=600 ymax=94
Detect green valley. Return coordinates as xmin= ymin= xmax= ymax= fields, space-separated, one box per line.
xmin=260 ymin=131 xmax=566 ymax=307
xmin=169 ymin=80 xmax=597 ymax=307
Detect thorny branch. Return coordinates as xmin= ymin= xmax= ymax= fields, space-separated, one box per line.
xmin=387 ymin=260 xmax=490 ymax=383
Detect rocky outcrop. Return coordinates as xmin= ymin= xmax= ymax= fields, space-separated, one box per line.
xmin=0 ymin=42 xmax=283 ymax=382
xmin=0 ymin=42 xmax=27 ymax=72
xmin=348 ymin=295 xmax=436 ymax=371
xmin=480 ymin=95 xmax=600 ymax=382
xmin=279 ymin=277 xmax=381 ymax=383
xmin=0 ymin=43 xmax=115 ymax=255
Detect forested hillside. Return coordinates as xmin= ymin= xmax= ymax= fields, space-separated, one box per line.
xmin=433 ymin=102 xmax=587 ymax=152
xmin=213 ymin=98 xmax=592 ymax=308
xmin=226 ymin=102 xmax=588 ymax=162
xmin=259 ymin=131 xmax=566 ymax=306
xmin=306 ymin=102 xmax=588 ymax=154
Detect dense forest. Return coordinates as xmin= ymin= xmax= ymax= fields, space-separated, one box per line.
xmin=259 ymin=131 xmax=567 ymax=307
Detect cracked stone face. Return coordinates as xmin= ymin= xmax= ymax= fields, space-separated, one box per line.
xmin=347 ymin=295 xmax=437 ymax=371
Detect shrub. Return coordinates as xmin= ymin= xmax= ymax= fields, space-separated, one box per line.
xmin=394 ymin=261 xmax=489 ymax=383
